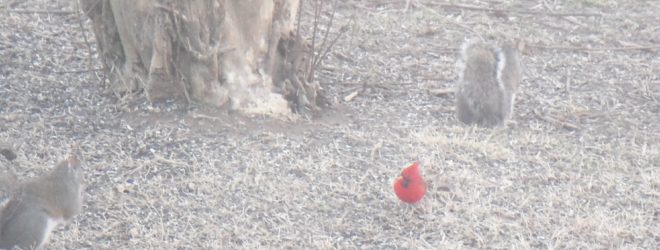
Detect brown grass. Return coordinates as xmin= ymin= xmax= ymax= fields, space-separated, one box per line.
xmin=1 ymin=0 xmax=658 ymax=249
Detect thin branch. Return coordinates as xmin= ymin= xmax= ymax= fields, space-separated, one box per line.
xmin=53 ymin=68 xmax=104 ymax=74
xmin=307 ymin=0 xmax=321 ymax=80
xmin=5 ymin=9 xmax=76 ymax=15
xmin=313 ymin=0 xmax=337 ymax=68
xmin=296 ymin=0 xmax=304 ymax=37
xmin=535 ymin=111 xmax=581 ymax=130
xmin=367 ymin=0 xmax=603 ymax=18
xmin=437 ymin=3 xmax=602 ymax=17
xmin=415 ymin=2 xmax=480 ymax=38
xmin=314 ymin=16 xmax=352 ymax=70
xmin=529 ymin=44 xmax=660 ymax=51
xmin=76 ymin=0 xmax=94 ymax=70
xmin=428 ymin=88 xmax=456 ymax=96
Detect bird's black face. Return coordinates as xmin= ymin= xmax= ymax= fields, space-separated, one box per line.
xmin=401 ymin=176 xmax=410 ymax=188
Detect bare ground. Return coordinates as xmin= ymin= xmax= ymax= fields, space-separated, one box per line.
xmin=1 ymin=0 xmax=659 ymax=249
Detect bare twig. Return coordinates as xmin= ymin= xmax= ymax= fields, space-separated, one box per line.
xmin=153 ymin=153 xmax=186 ymax=166
xmin=428 ymin=88 xmax=456 ymax=96
xmin=313 ymin=0 xmax=337 ymax=68
xmin=415 ymin=2 xmax=480 ymax=38
xmin=315 ymin=16 xmax=353 ymax=70
xmin=191 ymin=113 xmax=233 ymax=127
xmin=53 ymin=68 xmax=104 ymax=74
xmin=296 ymin=0 xmax=304 ymax=37
xmin=432 ymin=2 xmax=603 ymax=17
xmin=343 ymin=90 xmax=360 ymax=102
xmin=307 ymin=0 xmax=321 ymax=81
xmin=305 ymin=1 xmax=352 ymax=82
xmin=76 ymin=0 xmax=94 ymax=69
xmin=535 ymin=111 xmax=581 ymax=130
xmin=529 ymin=44 xmax=660 ymax=51
xmin=370 ymin=141 xmax=383 ymax=160
xmin=6 ymin=9 xmax=75 ymax=15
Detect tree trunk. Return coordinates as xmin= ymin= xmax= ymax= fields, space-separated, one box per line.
xmin=81 ymin=0 xmax=323 ymax=117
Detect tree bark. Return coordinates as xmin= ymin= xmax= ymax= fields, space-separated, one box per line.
xmin=81 ymin=0 xmax=323 ymax=117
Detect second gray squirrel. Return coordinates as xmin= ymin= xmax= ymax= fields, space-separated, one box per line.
xmin=455 ymin=39 xmax=522 ymax=127
xmin=0 ymin=155 xmax=84 ymax=250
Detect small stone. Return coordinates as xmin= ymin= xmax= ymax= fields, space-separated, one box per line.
xmin=0 ymin=143 xmax=16 ymax=161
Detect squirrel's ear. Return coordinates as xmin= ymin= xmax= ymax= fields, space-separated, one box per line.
xmin=67 ymin=142 xmax=82 ymax=168
xmin=67 ymin=155 xmax=80 ymax=167
xmin=514 ymin=39 xmax=525 ymax=52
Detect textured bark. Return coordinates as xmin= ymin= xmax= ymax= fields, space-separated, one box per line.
xmin=81 ymin=0 xmax=323 ymax=117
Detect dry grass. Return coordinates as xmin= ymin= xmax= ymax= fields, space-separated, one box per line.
xmin=1 ymin=0 xmax=659 ymax=249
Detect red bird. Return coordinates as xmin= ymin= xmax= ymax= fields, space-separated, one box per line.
xmin=393 ymin=161 xmax=426 ymax=204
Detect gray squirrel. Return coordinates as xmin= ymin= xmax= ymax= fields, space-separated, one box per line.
xmin=0 ymin=155 xmax=84 ymax=250
xmin=455 ymin=39 xmax=522 ymax=127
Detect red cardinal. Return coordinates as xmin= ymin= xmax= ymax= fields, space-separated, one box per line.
xmin=393 ymin=161 xmax=427 ymax=203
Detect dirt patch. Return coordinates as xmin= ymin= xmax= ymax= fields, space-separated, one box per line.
xmin=1 ymin=0 xmax=658 ymax=248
